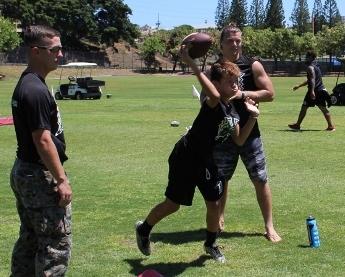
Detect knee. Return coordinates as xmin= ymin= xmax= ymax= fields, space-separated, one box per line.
xmin=319 ymin=106 xmax=329 ymax=114
xmin=206 ymin=200 xmax=221 ymax=211
xmin=162 ymin=198 xmax=180 ymax=213
xmin=253 ymin=180 xmax=269 ymax=192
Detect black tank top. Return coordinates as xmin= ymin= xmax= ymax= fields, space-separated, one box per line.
xmin=233 ymin=55 xmax=260 ymax=138
xmin=308 ymin=62 xmax=325 ymax=92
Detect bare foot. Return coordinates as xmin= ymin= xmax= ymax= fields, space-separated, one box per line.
xmin=264 ymin=229 xmax=282 ymax=243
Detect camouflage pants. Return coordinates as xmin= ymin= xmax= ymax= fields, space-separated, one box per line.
xmin=10 ymin=159 xmax=72 ymax=277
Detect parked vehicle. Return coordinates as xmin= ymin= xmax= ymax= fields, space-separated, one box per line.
xmin=54 ymin=62 xmax=105 ymax=100
xmin=330 ymin=57 xmax=345 ymax=106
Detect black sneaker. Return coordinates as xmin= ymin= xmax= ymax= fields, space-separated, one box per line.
xmin=288 ymin=123 xmax=300 ymax=130
xmin=135 ymin=221 xmax=151 ymax=256
xmin=204 ymin=243 xmax=226 ymax=263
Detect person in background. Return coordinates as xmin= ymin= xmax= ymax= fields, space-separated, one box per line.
xmin=289 ymin=50 xmax=335 ymax=131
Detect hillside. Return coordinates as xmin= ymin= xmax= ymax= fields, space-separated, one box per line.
xmin=105 ymin=42 xmax=174 ymax=70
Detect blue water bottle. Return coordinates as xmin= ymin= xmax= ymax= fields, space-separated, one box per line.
xmin=306 ymin=215 xmax=320 ymax=248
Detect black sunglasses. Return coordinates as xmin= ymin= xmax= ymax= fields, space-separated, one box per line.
xmin=31 ymin=45 xmax=62 ymax=53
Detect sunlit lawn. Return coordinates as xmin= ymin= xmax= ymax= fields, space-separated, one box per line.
xmin=1 ymin=73 xmax=344 ymax=276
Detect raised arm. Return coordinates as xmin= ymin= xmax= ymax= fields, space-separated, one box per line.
xmin=180 ymin=45 xmax=220 ymax=108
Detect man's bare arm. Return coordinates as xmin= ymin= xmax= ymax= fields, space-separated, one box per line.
xmin=32 ymin=129 xmax=72 ymax=207
xmin=306 ymin=65 xmax=316 ymax=99
xmin=229 ymin=61 xmax=275 ymax=102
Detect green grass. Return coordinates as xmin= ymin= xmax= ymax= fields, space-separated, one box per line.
xmin=1 ymin=73 xmax=345 ymax=276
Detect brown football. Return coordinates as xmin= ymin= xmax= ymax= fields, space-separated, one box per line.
xmin=182 ymin=32 xmax=212 ymax=59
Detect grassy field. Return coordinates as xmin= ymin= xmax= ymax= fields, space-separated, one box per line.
xmin=1 ymin=72 xmax=345 ymax=276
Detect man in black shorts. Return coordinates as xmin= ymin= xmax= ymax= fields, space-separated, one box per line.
xmin=10 ymin=25 xmax=72 ymax=276
xmin=202 ymin=23 xmax=282 ymax=242
xmin=135 ymin=44 xmax=260 ymax=263
xmin=289 ymin=50 xmax=335 ymax=131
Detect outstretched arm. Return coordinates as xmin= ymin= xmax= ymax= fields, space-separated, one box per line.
xmin=180 ymin=45 xmax=220 ymax=108
xmin=292 ymin=80 xmax=308 ymax=91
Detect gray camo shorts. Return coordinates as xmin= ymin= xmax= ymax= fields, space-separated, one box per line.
xmin=10 ymin=158 xmax=72 ymax=276
xmin=213 ymin=136 xmax=268 ymax=184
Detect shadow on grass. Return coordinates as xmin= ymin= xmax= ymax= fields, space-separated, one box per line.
xmin=151 ymin=228 xmax=263 ymax=245
xmin=124 ymin=255 xmax=210 ymax=276
xmin=297 ymin=244 xmax=312 ymax=248
xmin=278 ymin=129 xmax=322 ymax=132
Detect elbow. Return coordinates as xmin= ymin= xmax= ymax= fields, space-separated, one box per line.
xmin=236 ymin=141 xmax=245 ymax=147
xmin=33 ymin=133 xmax=52 ymax=151
xmin=34 ymin=137 xmax=50 ymax=150
xmin=267 ymin=90 xmax=275 ymax=102
xmin=209 ymin=94 xmax=221 ymax=102
xmin=233 ymin=138 xmax=245 ymax=146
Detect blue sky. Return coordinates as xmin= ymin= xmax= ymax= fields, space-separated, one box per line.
xmin=124 ymin=0 xmax=345 ymax=30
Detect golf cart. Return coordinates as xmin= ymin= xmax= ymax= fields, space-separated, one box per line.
xmin=54 ymin=62 xmax=105 ymax=100
xmin=330 ymin=57 xmax=345 ymax=106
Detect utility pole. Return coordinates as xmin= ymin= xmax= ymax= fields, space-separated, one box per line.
xmin=311 ymin=12 xmax=315 ymax=35
xmin=156 ymin=13 xmax=161 ymax=29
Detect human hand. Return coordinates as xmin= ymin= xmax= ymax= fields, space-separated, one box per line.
xmin=292 ymin=85 xmax=299 ymax=91
xmin=56 ymin=179 xmax=72 ymax=207
xmin=229 ymin=89 xmax=243 ymax=101
xmin=310 ymin=91 xmax=316 ymax=100
xmin=244 ymin=97 xmax=259 ymax=118
xmin=179 ymin=44 xmax=194 ymax=65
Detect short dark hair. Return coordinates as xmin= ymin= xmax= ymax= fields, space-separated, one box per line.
xmin=220 ymin=22 xmax=242 ymax=44
xmin=24 ymin=25 xmax=60 ymax=46
xmin=306 ymin=50 xmax=317 ymax=60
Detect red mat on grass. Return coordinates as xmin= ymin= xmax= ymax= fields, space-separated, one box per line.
xmin=0 ymin=116 xmax=14 ymax=126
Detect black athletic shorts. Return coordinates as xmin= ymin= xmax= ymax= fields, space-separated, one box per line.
xmin=165 ymin=138 xmax=225 ymax=206
xmin=303 ymin=89 xmax=331 ymax=107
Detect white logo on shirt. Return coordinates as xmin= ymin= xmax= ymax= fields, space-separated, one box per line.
xmin=206 ymin=168 xmax=211 ymax=180
xmin=238 ymin=72 xmax=245 ymax=90
xmin=55 ymin=106 xmax=64 ymax=136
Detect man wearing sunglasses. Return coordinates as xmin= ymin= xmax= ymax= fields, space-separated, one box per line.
xmin=10 ymin=25 xmax=72 ymax=276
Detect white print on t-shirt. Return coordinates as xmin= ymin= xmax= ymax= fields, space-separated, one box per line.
xmin=55 ymin=106 xmax=64 ymax=136
xmin=215 ymin=181 xmax=223 ymax=195
xmin=215 ymin=103 xmax=240 ymax=143
xmin=238 ymin=72 xmax=245 ymax=91
xmin=206 ymin=168 xmax=211 ymax=180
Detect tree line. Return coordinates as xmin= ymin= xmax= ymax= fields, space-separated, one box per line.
xmin=216 ymin=0 xmax=342 ymax=34
xmin=0 ymin=0 xmax=140 ymax=49
xmin=139 ymin=24 xmax=345 ymax=71
xmin=1 ymin=0 xmax=344 ymax=71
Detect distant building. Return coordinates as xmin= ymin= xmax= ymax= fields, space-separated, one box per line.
xmin=14 ymin=20 xmax=22 ymax=33
xmin=139 ymin=25 xmax=157 ymax=36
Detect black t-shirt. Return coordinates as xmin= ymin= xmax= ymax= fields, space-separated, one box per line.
xmin=233 ymin=55 xmax=260 ymax=138
xmin=11 ymin=71 xmax=68 ymax=164
xmin=202 ymin=55 xmax=261 ymax=139
xmin=185 ymin=100 xmax=239 ymax=162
